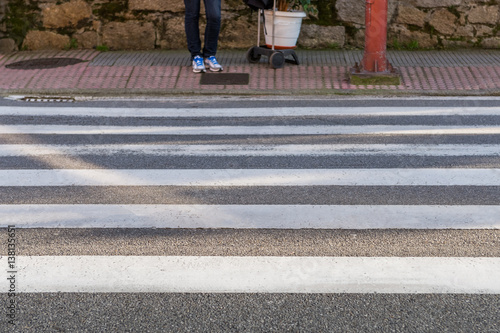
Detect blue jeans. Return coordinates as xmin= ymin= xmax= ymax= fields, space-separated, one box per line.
xmin=184 ymin=0 xmax=221 ymax=60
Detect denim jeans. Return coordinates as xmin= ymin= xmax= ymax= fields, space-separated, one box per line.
xmin=184 ymin=0 xmax=221 ymax=60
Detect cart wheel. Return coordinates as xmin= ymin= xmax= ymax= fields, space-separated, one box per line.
xmin=269 ymin=52 xmax=285 ymax=69
xmin=246 ymin=47 xmax=261 ymax=63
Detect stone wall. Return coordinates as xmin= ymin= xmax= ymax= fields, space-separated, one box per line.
xmin=0 ymin=0 xmax=499 ymax=53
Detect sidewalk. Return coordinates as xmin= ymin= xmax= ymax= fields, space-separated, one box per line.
xmin=1 ymin=48 xmax=500 ymax=97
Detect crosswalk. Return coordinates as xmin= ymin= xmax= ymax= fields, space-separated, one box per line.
xmin=1 ymin=103 xmax=500 ymax=328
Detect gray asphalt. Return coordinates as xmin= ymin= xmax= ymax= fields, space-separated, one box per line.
xmin=1 ymin=293 xmax=499 ymax=333
xmin=3 ymin=133 xmax=500 ymax=144
xmin=1 ymin=97 xmax=500 ymax=332
xmin=2 ymin=229 xmax=499 ymax=257
xmin=2 ymin=186 xmax=500 ymax=205
xmin=2 ymin=115 xmax=500 ymax=125
xmin=3 ymin=155 xmax=500 ymax=169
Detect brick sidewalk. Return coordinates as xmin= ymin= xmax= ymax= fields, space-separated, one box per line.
xmin=1 ymin=49 xmax=500 ymax=96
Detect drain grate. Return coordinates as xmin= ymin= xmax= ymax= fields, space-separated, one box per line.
xmin=21 ymin=96 xmax=75 ymax=103
xmin=5 ymin=58 xmax=85 ymax=70
xmin=200 ymin=73 xmax=249 ymax=85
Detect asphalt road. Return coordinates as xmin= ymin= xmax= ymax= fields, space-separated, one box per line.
xmin=1 ymin=96 xmax=499 ymax=332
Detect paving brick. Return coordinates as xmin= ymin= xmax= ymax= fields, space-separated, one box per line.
xmin=3 ymin=49 xmax=500 ymax=94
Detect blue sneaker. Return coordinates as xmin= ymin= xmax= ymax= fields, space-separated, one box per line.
xmin=204 ymin=56 xmax=223 ymax=72
xmin=192 ymin=56 xmax=206 ymax=73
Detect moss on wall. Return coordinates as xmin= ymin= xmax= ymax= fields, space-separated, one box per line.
xmin=2 ymin=0 xmax=41 ymax=47
xmin=94 ymin=0 xmax=128 ymax=22
xmin=312 ymin=0 xmax=339 ymax=26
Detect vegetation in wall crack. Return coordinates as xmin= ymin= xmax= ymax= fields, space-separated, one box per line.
xmin=2 ymin=0 xmax=41 ymax=48
xmin=407 ymin=40 xmax=420 ymax=50
xmin=407 ymin=24 xmax=423 ymax=32
xmin=64 ymin=38 xmax=78 ymax=50
xmin=96 ymin=44 xmax=109 ymax=52
xmin=423 ymin=23 xmax=435 ymax=37
xmin=277 ymin=0 xmax=317 ymax=15
xmin=390 ymin=39 xmax=421 ymax=50
xmin=344 ymin=25 xmax=359 ymax=40
xmin=327 ymin=42 xmax=340 ymax=49
xmin=447 ymin=6 xmax=461 ymax=19
xmin=311 ymin=0 xmax=340 ymax=26
xmin=94 ymin=0 xmax=128 ymax=22
xmin=492 ymin=23 xmax=500 ymax=36
xmin=473 ymin=37 xmax=483 ymax=48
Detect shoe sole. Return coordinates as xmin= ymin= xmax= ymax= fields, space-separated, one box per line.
xmin=204 ymin=61 xmax=223 ymax=72
xmin=193 ymin=68 xmax=206 ymax=73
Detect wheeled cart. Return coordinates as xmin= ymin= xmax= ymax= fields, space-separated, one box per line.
xmin=245 ymin=0 xmax=300 ymax=69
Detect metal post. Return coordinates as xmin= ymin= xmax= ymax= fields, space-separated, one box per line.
xmin=272 ymin=0 xmax=276 ymax=50
xmin=257 ymin=9 xmax=262 ymax=46
xmin=362 ymin=0 xmax=388 ymax=72
xmin=349 ymin=0 xmax=400 ymax=85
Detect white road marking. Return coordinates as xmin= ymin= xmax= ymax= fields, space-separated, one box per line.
xmin=1 ymin=106 xmax=500 ymax=117
xmin=1 ymin=169 xmax=498 ymax=186
xmin=3 ymin=256 xmax=499 ymax=293
xmin=1 ymin=125 xmax=500 ymax=135
xmin=2 ymin=205 xmax=499 ymax=229
xmin=0 ymin=144 xmax=499 ymax=157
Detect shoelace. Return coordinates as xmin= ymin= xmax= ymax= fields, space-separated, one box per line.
xmin=194 ymin=57 xmax=204 ymax=66
xmin=207 ymin=56 xmax=219 ymax=65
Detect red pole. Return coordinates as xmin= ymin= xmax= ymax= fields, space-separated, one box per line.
xmin=362 ymin=0 xmax=388 ymax=72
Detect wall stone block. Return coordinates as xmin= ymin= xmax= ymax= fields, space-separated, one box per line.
xmin=442 ymin=39 xmax=470 ymax=48
xmin=22 ymin=31 xmax=70 ymax=50
xmin=219 ymin=17 xmax=258 ymax=49
xmin=298 ymin=25 xmax=345 ymax=49
xmin=74 ymin=31 xmax=98 ymax=49
xmin=129 ymin=0 xmax=185 ymax=12
xmin=413 ymin=0 xmax=462 ymax=8
xmin=396 ymin=4 xmax=426 ymax=27
xmin=336 ymin=0 xmax=397 ymax=26
xmin=335 ymin=0 xmax=365 ymax=25
xmin=429 ymin=9 xmax=457 ymax=35
xmin=162 ymin=17 xmax=188 ymax=49
xmin=102 ymin=21 xmax=156 ymax=49
xmin=0 ymin=38 xmax=18 ymax=53
xmin=482 ymin=37 xmax=500 ymax=48
xmin=42 ymin=0 xmax=92 ymax=29
xmin=222 ymin=0 xmax=247 ymax=11
xmin=390 ymin=24 xmax=437 ymax=48
xmin=468 ymin=6 xmax=499 ymax=25
xmin=409 ymin=31 xmax=438 ymax=48
xmin=475 ymin=25 xmax=494 ymax=36
xmin=454 ymin=25 xmax=474 ymax=37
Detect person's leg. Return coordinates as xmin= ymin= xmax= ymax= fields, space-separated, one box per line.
xmin=184 ymin=0 xmax=202 ymax=59
xmin=202 ymin=0 xmax=221 ymax=58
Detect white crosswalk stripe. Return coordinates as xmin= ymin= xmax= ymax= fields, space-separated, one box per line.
xmin=1 ymin=105 xmax=499 ymax=296
xmin=1 ymin=143 xmax=499 ymax=156
xmin=4 ymin=256 xmax=500 ymax=294
xmin=2 ymin=106 xmax=500 ymax=116
xmin=2 ymin=124 xmax=500 ymax=135
xmin=3 ymin=204 xmax=500 ymax=228
xmin=2 ymin=169 xmax=499 ymax=186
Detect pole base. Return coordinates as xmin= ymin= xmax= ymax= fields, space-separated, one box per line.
xmin=349 ymin=67 xmax=401 ymax=86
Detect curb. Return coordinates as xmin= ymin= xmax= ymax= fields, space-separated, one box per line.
xmin=3 ymin=88 xmax=500 ymax=98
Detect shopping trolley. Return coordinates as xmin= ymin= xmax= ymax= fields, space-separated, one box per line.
xmin=245 ymin=0 xmax=300 ymax=69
